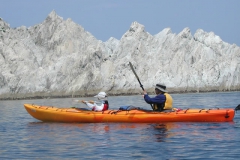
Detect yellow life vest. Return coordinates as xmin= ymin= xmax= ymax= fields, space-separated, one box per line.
xmin=152 ymin=93 xmax=173 ymax=111
xmin=163 ymin=93 xmax=173 ymax=110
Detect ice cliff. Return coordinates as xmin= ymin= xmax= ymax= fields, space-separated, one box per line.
xmin=0 ymin=11 xmax=239 ymax=99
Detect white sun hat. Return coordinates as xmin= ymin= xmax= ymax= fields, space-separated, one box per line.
xmin=94 ymin=92 xmax=107 ymax=99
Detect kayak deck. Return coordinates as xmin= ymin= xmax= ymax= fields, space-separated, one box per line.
xmin=24 ymin=104 xmax=235 ymax=123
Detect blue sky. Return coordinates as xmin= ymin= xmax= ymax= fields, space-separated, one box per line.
xmin=1 ymin=0 xmax=239 ymax=46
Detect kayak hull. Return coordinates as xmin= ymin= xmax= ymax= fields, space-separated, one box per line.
xmin=24 ymin=104 xmax=235 ymax=123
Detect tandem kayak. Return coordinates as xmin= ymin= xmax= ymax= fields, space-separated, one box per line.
xmin=24 ymin=104 xmax=240 ymax=123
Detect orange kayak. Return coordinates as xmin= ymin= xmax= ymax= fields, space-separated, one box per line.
xmin=24 ymin=104 xmax=236 ymax=123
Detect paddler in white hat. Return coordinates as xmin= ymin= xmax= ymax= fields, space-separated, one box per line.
xmin=81 ymin=92 xmax=109 ymax=111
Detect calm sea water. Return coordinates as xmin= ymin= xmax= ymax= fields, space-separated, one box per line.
xmin=1 ymin=92 xmax=240 ymax=159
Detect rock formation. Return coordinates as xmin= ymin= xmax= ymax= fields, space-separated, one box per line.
xmin=0 ymin=11 xmax=239 ymax=99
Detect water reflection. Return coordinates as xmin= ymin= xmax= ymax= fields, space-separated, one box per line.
xmin=26 ymin=119 xmax=238 ymax=145
xmin=151 ymin=123 xmax=174 ymax=142
xmin=2 ymin=92 xmax=240 ymax=159
xmin=26 ymin=122 xmax=181 ymax=144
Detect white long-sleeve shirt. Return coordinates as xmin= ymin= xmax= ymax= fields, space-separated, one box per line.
xmin=85 ymin=100 xmax=109 ymax=111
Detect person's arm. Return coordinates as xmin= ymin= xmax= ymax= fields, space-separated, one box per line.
xmin=84 ymin=100 xmax=104 ymax=111
xmin=144 ymin=94 xmax=166 ymax=104
xmin=85 ymin=102 xmax=97 ymax=110
xmin=81 ymin=100 xmax=97 ymax=110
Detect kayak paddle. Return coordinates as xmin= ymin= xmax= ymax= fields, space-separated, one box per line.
xmin=129 ymin=62 xmax=144 ymax=91
xmin=129 ymin=62 xmax=153 ymax=109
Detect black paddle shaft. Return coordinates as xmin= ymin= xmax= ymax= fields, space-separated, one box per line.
xmin=129 ymin=62 xmax=144 ymax=91
xmin=129 ymin=62 xmax=153 ymax=109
